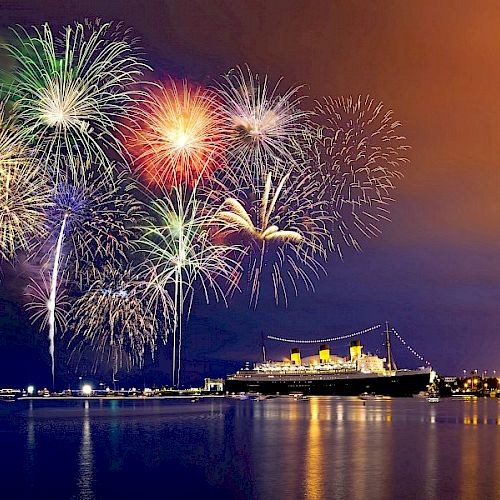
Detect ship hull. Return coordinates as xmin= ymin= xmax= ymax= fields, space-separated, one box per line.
xmin=226 ymin=369 xmax=432 ymax=397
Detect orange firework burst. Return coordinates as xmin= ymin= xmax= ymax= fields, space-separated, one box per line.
xmin=130 ymin=79 xmax=227 ymax=188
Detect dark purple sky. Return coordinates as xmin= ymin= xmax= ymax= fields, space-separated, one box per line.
xmin=1 ymin=0 xmax=499 ymax=386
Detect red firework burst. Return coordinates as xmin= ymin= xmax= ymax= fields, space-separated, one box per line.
xmin=128 ymin=79 xmax=227 ymax=188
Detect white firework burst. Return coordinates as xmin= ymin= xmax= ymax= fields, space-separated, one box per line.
xmin=138 ymin=184 xmax=242 ymax=386
xmin=70 ymin=265 xmax=157 ymax=376
xmin=312 ymin=95 xmax=410 ymax=256
xmin=215 ymin=165 xmax=329 ymax=308
xmin=4 ymin=20 xmax=149 ymax=177
xmin=216 ymin=66 xmax=309 ymax=180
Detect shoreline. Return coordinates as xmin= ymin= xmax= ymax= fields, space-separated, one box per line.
xmin=15 ymin=395 xmax=225 ymax=401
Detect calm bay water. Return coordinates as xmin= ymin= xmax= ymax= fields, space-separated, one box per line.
xmin=1 ymin=397 xmax=500 ymax=499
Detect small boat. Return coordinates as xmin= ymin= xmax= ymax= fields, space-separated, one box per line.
xmin=250 ymin=394 xmax=269 ymax=401
xmin=190 ymin=396 xmax=200 ymax=403
xmin=229 ymin=392 xmax=247 ymax=400
xmin=254 ymin=394 xmax=269 ymax=401
xmin=231 ymin=393 xmax=249 ymax=400
xmin=427 ymin=395 xmax=440 ymax=403
xmin=291 ymin=393 xmax=309 ymax=401
xmin=413 ymin=391 xmax=429 ymax=399
xmin=359 ymin=392 xmax=390 ymax=401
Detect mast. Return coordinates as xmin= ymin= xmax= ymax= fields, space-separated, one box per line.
xmin=261 ymin=331 xmax=267 ymax=363
xmin=385 ymin=321 xmax=393 ymax=371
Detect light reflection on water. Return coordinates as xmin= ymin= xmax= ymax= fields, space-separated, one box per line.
xmin=305 ymin=397 xmax=322 ymax=500
xmin=75 ymin=400 xmax=94 ymax=500
xmin=425 ymin=405 xmax=438 ymax=499
xmin=3 ymin=397 xmax=500 ymax=499
xmin=25 ymin=400 xmax=35 ymax=493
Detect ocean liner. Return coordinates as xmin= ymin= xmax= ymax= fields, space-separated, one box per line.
xmin=226 ymin=325 xmax=435 ymax=396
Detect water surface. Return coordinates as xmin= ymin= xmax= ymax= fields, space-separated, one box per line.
xmin=1 ymin=397 xmax=499 ymax=499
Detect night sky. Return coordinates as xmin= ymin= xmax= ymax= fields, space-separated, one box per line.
xmin=0 ymin=0 xmax=499 ymax=387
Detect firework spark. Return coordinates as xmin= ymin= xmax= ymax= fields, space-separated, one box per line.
xmin=25 ymin=269 xmax=70 ymax=335
xmin=216 ymin=66 xmax=309 ymax=180
xmin=138 ymin=184 xmax=241 ymax=386
xmin=312 ymin=95 xmax=410 ymax=256
xmin=216 ymin=167 xmax=329 ymax=307
xmin=129 ymin=79 xmax=227 ymax=188
xmin=70 ymin=265 xmax=157 ymax=378
xmin=4 ymin=20 xmax=148 ymax=176
xmin=0 ymin=104 xmax=51 ymax=263
xmin=219 ymin=173 xmax=303 ymax=244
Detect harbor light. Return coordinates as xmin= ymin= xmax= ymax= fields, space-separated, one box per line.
xmin=27 ymin=385 xmax=34 ymax=395
xmin=81 ymin=384 xmax=93 ymax=396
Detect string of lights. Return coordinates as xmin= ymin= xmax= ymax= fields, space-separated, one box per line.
xmin=391 ymin=327 xmax=431 ymax=366
xmin=267 ymin=324 xmax=382 ymax=344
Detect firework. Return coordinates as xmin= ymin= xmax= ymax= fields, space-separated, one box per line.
xmin=216 ymin=66 xmax=309 ymax=180
xmin=70 ymin=265 xmax=156 ymax=377
xmin=4 ymin=20 xmax=148 ymax=176
xmin=0 ymin=104 xmax=51 ymax=262
xmin=129 ymin=79 xmax=227 ymax=188
xmin=47 ymin=168 xmax=144 ymax=279
xmin=33 ymin=167 xmax=143 ymax=383
xmin=138 ymin=184 xmax=241 ymax=386
xmin=312 ymin=95 xmax=410 ymax=256
xmin=216 ymin=167 xmax=329 ymax=307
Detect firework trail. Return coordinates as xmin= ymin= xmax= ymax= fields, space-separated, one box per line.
xmin=216 ymin=66 xmax=309 ymax=180
xmin=3 ymin=20 xmax=148 ymax=177
xmin=214 ymin=165 xmax=329 ymax=307
xmin=128 ymin=79 xmax=227 ymax=188
xmin=25 ymin=264 xmax=70 ymax=381
xmin=138 ymin=184 xmax=241 ymax=386
xmin=46 ymin=213 xmax=67 ymax=382
xmin=311 ymin=95 xmax=410 ymax=256
xmin=0 ymin=104 xmax=51 ymax=263
xmin=70 ymin=265 xmax=156 ymax=379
